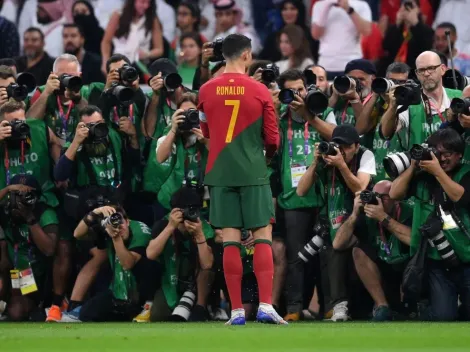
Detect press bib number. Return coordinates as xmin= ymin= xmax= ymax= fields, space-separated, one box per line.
xmin=11 ymin=268 xmax=38 ymax=295
xmin=291 ymin=164 xmax=306 ymax=188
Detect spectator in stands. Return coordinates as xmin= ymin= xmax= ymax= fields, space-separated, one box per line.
xmin=434 ymin=0 xmax=470 ymax=56
xmin=156 ymin=0 xmax=176 ymax=44
xmin=172 ymin=1 xmax=206 ymax=60
xmin=378 ymin=0 xmax=433 ymax=76
xmin=211 ymin=0 xmax=260 ymax=55
xmin=15 ymin=27 xmax=54 ymax=86
xmin=276 ymin=24 xmax=314 ymax=74
xmin=378 ymin=0 xmax=434 ymax=34
xmin=100 ymin=0 xmax=164 ymax=76
xmin=259 ymin=0 xmax=318 ymax=64
xmin=434 ymin=22 xmax=470 ymax=77
xmin=311 ymin=0 xmax=372 ymax=80
xmin=0 ymin=11 xmax=19 ymax=59
xmin=34 ymin=0 xmax=68 ymax=58
xmin=62 ymin=23 xmax=104 ymax=84
xmin=305 ymin=64 xmax=329 ymax=93
xmin=72 ymin=0 xmax=104 ymax=57
xmin=178 ymin=32 xmax=203 ymax=89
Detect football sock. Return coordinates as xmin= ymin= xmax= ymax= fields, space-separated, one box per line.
xmin=223 ymin=242 xmax=243 ymax=310
xmin=254 ymin=240 xmax=274 ymax=305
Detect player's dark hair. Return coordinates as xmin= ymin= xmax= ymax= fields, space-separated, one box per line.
xmin=210 ymin=61 xmax=226 ymax=76
xmin=177 ymin=92 xmax=198 ymax=109
xmin=106 ymin=54 xmax=131 ymax=73
xmin=248 ymin=60 xmax=272 ymax=77
xmin=279 ymin=69 xmax=306 ymax=89
xmin=222 ymin=34 xmax=252 ymax=61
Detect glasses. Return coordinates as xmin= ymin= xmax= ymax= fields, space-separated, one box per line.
xmin=438 ymin=151 xmax=455 ymax=159
xmin=415 ymin=64 xmax=441 ymax=76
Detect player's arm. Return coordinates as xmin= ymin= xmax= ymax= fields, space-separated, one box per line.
xmin=197 ymin=85 xmax=210 ymax=139
xmin=261 ymin=88 xmax=280 ymax=161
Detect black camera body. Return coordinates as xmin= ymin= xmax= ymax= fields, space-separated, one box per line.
xmin=182 ymin=206 xmax=200 ymax=222
xmin=59 ymin=74 xmax=83 ymax=93
xmin=333 ymin=75 xmax=363 ymax=94
xmin=318 ymin=141 xmax=339 ymax=156
xmin=261 ymin=63 xmax=280 ymax=85
xmin=85 ymin=122 xmax=109 ymax=143
xmin=209 ymin=37 xmax=224 ymax=62
xmin=278 ymin=88 xmax=299 ymax=105
xmin=305 ymin=84 xmax=328 ymax=115
xmin=360 ymin=190 xmax=379 ymax=205
xmin=8 ymin=119 xmax=30 ymax=141
xmin=298 ymin=217 xmax=330 ymax=263
xmin=7 ymin=190 xmax=38 ymax=215
xmin=410 ymin=143 xmax=440 ymax=161
xmin=101 ymin=212 xmax=124 ymax=229
xmin=179 ymin=108 xmax=200 ymax=131
xmin=6 ymin=72 xmax=36 ymax=101
xmin=394 ymin=80 xmax=421 ymax=106
xmin=107 ymin=82 xmax=135 ymax=107
xmin=163 ymin=73 xmax=183 ymax=91
xmin=118 ymin=64 xmax=139 ymax=84
xmin=450 ymin=97 xmax=470 ymax=115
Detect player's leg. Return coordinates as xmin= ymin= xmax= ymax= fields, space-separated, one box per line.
xmin=242 ymin=185 xmax=287 ymax=325
xmin=210 ymin=186 xmax=245 ymax=325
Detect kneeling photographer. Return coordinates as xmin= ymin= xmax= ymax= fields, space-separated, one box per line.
xmin=146 ymin=186 xmax=214 ymax=322
xmin=73 ymin=205 xmax=152 ymax=322
xmin=390 ymin=128 xmax=470 ymax=321
xmin=333 ymin=181 xmax=412 ymax=321
xmin=0 ymin=175 xmax=58 ymax=321
xmin=155 ymin=92 xmax=209 ymax=216
xmin=297 ymin=124 xmax=376 ymax=321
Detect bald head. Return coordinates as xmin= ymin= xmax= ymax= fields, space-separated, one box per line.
xmin=415 ymin=51 xmax=445 ymax=92
xmin=373 ymin=180 xmax=392 ymax=195
xmin=416 ymin=51 xmax=442 ymax=68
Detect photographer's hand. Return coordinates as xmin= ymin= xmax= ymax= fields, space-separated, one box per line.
xmin=352 ymin=192 xmax=363 ymax=216
xmin=105 ymin=69 xmax=120 ymax=90
xmin=323 ymin=147 xmax=347 ymax=169
xmin=419 ymin=152 xmax=444 ymax=177
xmin=270 ymin=88 xmax=281 ymax=111
xmin=290 ymin=94 xmax=308 ymax=119
xmin=168 ymin=208 xmax=183 ymax=230
xmin=252 ymin=68 xmax=263 ymax=83
xmin=44 ymin=73 xmax=60 ymax=96
xmin=106 ymin=224 xmax=120 ymax=239
xmin=241 ymin=230 xmax=254 ymax=249
xmin=459 ymin=114 xmax=470 ymax=128
xmin=201 ymin=43 xmax=214 ymax=67
xmin=93 ymin=206 xmax=116 ymax=218
xmin=171 ymin=109 xmax=186 ymax=133
xmin=0 ymin=120 xmax=12 ymax=141
xmin=64 ymin=87 xmax=82 ymax=102
xmin=0 ymin=87 xmax=8 ymax=107
xmin=73 ymin=122 xmax=89 ymax=145
xmin=7 ymin=184 xmax=35 ymax=193
xmin=149 ymin=72 xmax=164 ymax=94
xmin=14 ymin=202 xmax=36 ymax=224
xmin=191 ymin=127 xmax=209 ymax=148
xmin=364 ymin=198 xmax=387 ymax=222
xmin=119 ymin=116 xmax=137 ymax=137
xmin=185 ymin=218 xmax=205 ymax=241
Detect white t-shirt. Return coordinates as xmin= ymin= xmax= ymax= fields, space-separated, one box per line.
xmin=434 ymin=0 xmax=470 ymax=55
xmin=358 ymin=149 xmax=376 ymax=175
xmin=311 ymin=0 xmax=372 ymax=72
xmin=276 ymin=57 xmax=315 ymax=74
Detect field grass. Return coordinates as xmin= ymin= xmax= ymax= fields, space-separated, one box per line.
xmin=2 ymin=322 xmax=470 ymax=351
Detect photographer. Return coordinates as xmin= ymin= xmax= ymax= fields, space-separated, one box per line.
xmin=326 ymin=59 xmax=375 ymax=126
xmin=0 ymin=66 xmax=16 ymax=108
xmin=297 ymin=124 xmax=376 ymax=321
xmin=275 ymin=69 xmax=335 ymax=321
xmin=356 ymin=62 xmax=410 ymax=180
xmin=74 ymin=205 xmax=152 ymax=322
xmin=155 ymin=92 xmax=208 ymax=214
xmin=381 ymin=51 xmax=462 ymax=150
xmin=390 ymin=128 xmax=470 ymax=321
xmin=146 ymin=186 xmax=214 ymax=322
xmin=0 ymin=175 xmax=58 ymax=321
xmin=333 ymin=181 xmax=412 ymax=321
xmin=26 ymin=54 xmax=97 ymax=143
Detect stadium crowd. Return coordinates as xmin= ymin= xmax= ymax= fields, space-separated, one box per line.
xmin=1 ymin=0 xmax=470 ymax=324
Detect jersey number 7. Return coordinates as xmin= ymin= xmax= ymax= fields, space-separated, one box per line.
xmin=225 ymin=100 xmax=240 ymax=143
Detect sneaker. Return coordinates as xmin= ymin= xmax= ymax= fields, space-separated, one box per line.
xmin=46 ymin=305 xmax=62 ymax=322
xmin=225 ymin=308 xmax=246 ymax=326
xmin=60 ymin=307 xmax=82 ymax=323
xmin=372 ymin=305 xmax=392 ymax=322
xmin=133 ymin=302 xmax=152 ymax=323
xmin=256 ymin=303 xmax=288 ymax=325
xmin=331 ymin=301 xmax=350 ymax=322
xmin=189 ymin=305 xmax=210 ymax=322
xmin=284 ymin=312 xmax=301 ymax=322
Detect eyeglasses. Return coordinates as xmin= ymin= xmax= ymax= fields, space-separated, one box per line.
xmin=439 ymin=151 xmax=455 ymax=159
xmin=415 ymin=64 xmax=441 ymax=76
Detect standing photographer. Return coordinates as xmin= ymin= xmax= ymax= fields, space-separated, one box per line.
xmin=333 ymin=181 xmax=412 ymax=321
xmin=0 ymin=66 xmax=16 ymax=108
xmin=146 ymin=186 xmax=214 ymax=322
xmin=74 ymin=205 xmax=152 ymax=322
xmin=0 ymin=175 xmax=58 ymax=321
xmin=381 ymin=51 xmax=462 ymax=149
xmin=390 ymin=128 xmax=470 ymax=321
xmin=297 ymin=124 xmax=376 ymax=321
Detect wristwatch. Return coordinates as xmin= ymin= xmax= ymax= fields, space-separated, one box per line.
xmin=380 ymin=215 xmax=392 ymax=228
xmin=347 ymin=7 xmax=355 ymax=15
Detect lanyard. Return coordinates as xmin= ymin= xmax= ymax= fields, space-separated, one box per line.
xmin=4 ymin=142 xmax=25 ymax=185
xmin=340 ymin=93 xmax=373 ymax=123
xmin=13 ymin=237 xmax=33 ymax=269
xmin=428 ymin=100 xmax=445 ymax=123
xmin=287 ymin=114 xmax=309 ymax=160
xmin=56 ymin=96 xmax=74 ymax=136
xmin=378 ymin=204 xmax=401 ymax=257
xmin=113 ymin=104 xmax=134 ymax=124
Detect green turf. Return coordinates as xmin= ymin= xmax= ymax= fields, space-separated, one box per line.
xmin=1 ymin=322 xmax=470 ymax=351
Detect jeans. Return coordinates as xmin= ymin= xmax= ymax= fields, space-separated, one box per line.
xmin=284 ymin=208 xmax=316 ymax=313
xmin=79 ymin=290 xmax=140 ymax=322
xmin=424 ymin=261 xmax=470 ymax=321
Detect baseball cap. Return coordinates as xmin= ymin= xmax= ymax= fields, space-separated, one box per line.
xmin=331 ymin=124 xmax=360 ymax=145
xmin=345 ymin=59 xmax=376 ymax=75
xmin=148 ymin=58 xmax=178 ymax=78
xmin=10 ymin=174 xmax=41 ymax=190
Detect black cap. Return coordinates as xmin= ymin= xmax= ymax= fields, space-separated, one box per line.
xmin=10 ymin=174 xmax=41 ymax=191
xmin=148 ymin=58 xmax=178 ymax=78
xmin=332 ymin=124 xmax=360 ymax=145
xmin=345 ymin=59 xmax=376 ymax=75
xmin=170 ymin=186 xmax=203 ymax=209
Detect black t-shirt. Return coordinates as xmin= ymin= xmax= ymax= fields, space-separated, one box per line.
xmin=15 ymin=53 xmax=55 ymax=86
xmin=81 ymin=51 xmax=105 ymax=84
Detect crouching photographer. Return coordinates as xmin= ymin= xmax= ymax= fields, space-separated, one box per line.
xmin=297 ymin=124 xmax=376 ymax=321
xmin=390 ymin=128 xmax=470 ymax=321
xmin=0 ymin=175 xmax=58 ymax=321
xmin=333 ymin=181 xmax=412 ymax=321
xmin=74 ymin=205 xmax=152 ymax=322
xmin=146 ymin=186 xmax=214 ymax=322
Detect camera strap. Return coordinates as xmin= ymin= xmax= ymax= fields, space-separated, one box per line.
xmin=422 ymin=93 xmax=445 ymax=124
xmin=378 ymin=204 xmax=401 ymax=256
xmin=3 ymin=142 xmax=26 ymax=185
xmin=56 ymin=96 xmax=74 ymax=139
xmin=112 ymin=104 xmax=134 ymax=124
xmin=287 ymin=114 xmax=309 ymax=160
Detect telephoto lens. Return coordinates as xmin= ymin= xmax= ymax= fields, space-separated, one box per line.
xmin=101 ymin=212 xmax=124 ymax=229
xmin=59 ymin=74 xmax=83 ymax=92
xmin=261 ymin=63 xmax=280 ymax=84
xmin=383 ymin=152 xmax=411 ymax=179
xmin=298 ymin=217 xmax=330 ymax=263
xmin=109 ymin=84 xmax=135 ymax=106
xmin=209 ymin=37 xmax=224 ymax=62
xmin=442 ymin=69 xmax=470 ymax=91
xmin=182 ymin=205 xmax=200 ymax=222
xmin=278 ymin=88 xmax=297 ymax=104
xmin=450 ymin=97 xmax=470 ymax=115
xmin=163 ymin=72 xmax=183 ymax=90
xmin=171 ymin=290 xmax=196 ymax=321
xmin=305 ymin=85 xmax=329 ymax=115
xmin=318 ymin=141 xmax=338 ymax=156
xmin=6 ymin=83 xmax=29 ymax=101
xmin=333 ymin=75 xmax=361 ymax=94
xmin=118 ymin=64 xmax=139 ymax=84
xmin=86 ymin=122 xmax=109 ymax=143
xmin=8 ymin=119 xmax=30 ymax=141
xmin=371 ymin=78 xmax=395 ymax=94
xmin=360 ymin=190 xmax=378 ymax=205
